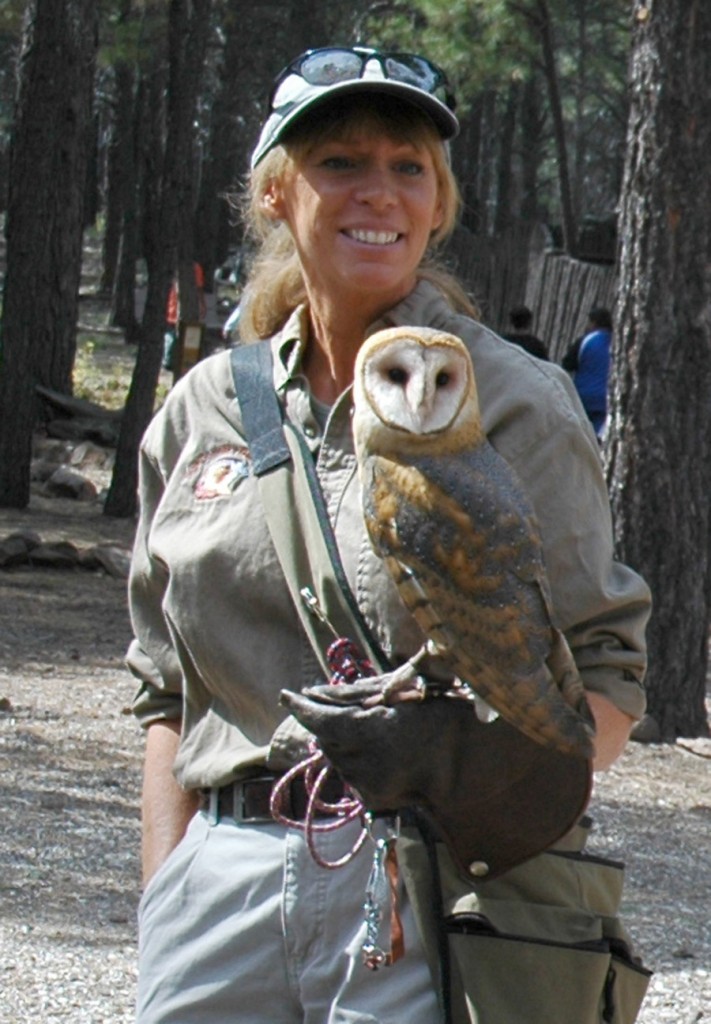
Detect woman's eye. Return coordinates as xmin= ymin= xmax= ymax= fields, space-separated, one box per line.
xmin=321 ymin=155 xmax=355 ymax=170
xmin=396 ymin=161 xmax=425 ymax=176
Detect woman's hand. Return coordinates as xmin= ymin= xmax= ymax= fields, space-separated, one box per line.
xmin=280 ymin=682 xmax=591 ymax=878
xmin=141 ymin=720 xmax=199 ymax=886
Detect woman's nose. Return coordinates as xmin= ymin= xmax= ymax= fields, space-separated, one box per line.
xmin=354 ymin=167 xmax=397 ymax=208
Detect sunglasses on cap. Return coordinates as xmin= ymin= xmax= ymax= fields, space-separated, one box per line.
xmin=251 ymin=45 xmax=458 ymax=168
xmin=269 ymin=46 xmax=457 ymax=114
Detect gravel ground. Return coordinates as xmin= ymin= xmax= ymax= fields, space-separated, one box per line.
xmin=1 ymin=499 xmax=711 ymax=1022
xmin=588 ymin=738 xmax=711 ymax=1023
xmin=0 ymin=498 xmax=140 ymax=1024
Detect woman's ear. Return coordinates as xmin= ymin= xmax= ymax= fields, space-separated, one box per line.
xmin=430 ymin=196 xmax=445 ymax=235
xmin=261 ymin=180 xmax=286 ymax=221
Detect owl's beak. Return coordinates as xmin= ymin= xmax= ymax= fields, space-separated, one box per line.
xmin=404 ymin=368 xmax=429 ymax=429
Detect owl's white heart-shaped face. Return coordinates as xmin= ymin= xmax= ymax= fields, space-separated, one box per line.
xmin=353 ymin=327 xmax=481 ymax=457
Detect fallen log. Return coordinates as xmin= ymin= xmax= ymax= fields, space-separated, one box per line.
xmin=36 ymin=384 xmax=123 ymax=421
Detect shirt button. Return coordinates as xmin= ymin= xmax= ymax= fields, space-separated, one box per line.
xmin=304 ymin=424 xmax=316 ymax=438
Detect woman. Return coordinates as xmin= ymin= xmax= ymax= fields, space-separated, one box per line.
xmin=128 ymin=46 xmax=651 ymax=1023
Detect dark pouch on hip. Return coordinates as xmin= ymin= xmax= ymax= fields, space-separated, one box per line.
xmin=399 ymin=819 xmax=651 ymax=1024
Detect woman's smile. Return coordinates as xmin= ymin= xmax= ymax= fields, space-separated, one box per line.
xmin=265 ymin=133 xmax=444 ymax=320
xmin=343 ymin=228 xmax=401 ymax=245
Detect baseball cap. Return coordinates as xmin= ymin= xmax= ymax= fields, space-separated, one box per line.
xmin=251 ymin=46 xmax=459 ymax=169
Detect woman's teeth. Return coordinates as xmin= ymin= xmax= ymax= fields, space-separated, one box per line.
xmin=347 ymin=229 xmax=399 ymax=245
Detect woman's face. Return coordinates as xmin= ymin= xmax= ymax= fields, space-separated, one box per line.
xmin=263 ymin=130 xmax=445 ymax=319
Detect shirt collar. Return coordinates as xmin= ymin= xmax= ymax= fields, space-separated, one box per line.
xmin=272 ymin=279 xmax=453 ymax=389
xmin=365 ymin=278 xmax=453 ymax=336
xmin=272 ymin=304 xmax=311 ymax=391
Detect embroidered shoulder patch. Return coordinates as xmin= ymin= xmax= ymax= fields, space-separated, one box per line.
xmin=187 ymin=445 xmax=252 ymax=499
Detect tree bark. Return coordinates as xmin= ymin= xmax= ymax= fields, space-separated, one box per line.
xmin=101 ymin=0 xmax=136 ymax=299
xmin=193 ymin=1 xmax=247 ymax=282
xmin=570 ymin=0 xmax=588 ymax=223
xmin=607 ymin=0 xmax=711 ymax=739
xmin=105 ymin=0 xmax=213 ymax=518
xmin=518 ymin=75 xmax=545 ymax=223
xmin=450 ymin=98 xmax=485 ymax=234
xmin=102 ymin=63 xmax=134 ymax=298
xmin=0 ymin=0 xmax=97 ymax=508
xmin=476 ymin=91 xmax=497 ymax=238
xmin=534 ymin=0 xmax=577 ymax=254
xmin=494 ymin=79 xmax=520 ymax=236
xmin=112 ymin=66 xmax=146 ymax=343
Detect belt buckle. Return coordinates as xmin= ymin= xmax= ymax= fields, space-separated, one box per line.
xmin=239 ymin=776 xmax=276 ymax=824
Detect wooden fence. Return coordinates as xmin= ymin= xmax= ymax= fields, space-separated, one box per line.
xmin=525 ymin=251 xmax=617 ymax=362
xmin=441 ymin=223 xmax=617 ymax=363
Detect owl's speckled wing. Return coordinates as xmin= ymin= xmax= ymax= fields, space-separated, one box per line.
xmin=361 ymin=441 xmax=594 ymax=758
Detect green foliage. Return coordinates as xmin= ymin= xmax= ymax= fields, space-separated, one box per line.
xmin=358 ymin=0 xmax=630 ymax=227
xmin=0 ymin=0 xmax=24 ymax=33
xmin=362 ymin=0 xmax=627 ymax=110
xmin=97 ymin=0 xmax=167 ymax=70
xmin=358 ymin=0 xmax=536 ymax=109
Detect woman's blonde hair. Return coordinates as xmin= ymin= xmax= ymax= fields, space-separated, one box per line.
xmin=236 ymin=95 xmax=477 ymax=339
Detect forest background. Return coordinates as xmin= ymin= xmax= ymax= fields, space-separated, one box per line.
xmin=0 ymin=0 xmax=710 ymax=743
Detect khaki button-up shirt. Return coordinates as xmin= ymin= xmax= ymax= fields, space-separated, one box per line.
xmin=127 ymin=281 xmax=650 ymax=791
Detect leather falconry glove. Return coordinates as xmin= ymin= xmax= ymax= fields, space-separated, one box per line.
xmin=281 ymin=670 xmax=592 ymax=881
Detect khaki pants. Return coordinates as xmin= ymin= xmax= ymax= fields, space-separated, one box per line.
xmin=136 ymin=812 xmax=440 ymax=1023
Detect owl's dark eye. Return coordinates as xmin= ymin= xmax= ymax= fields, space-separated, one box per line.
xmin=435 ymin=370 xmax=451 ymax=388
xmin=387 ymin=366 xmax=409 ymax=385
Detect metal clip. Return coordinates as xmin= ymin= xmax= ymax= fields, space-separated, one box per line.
xmin=361 ymin=816 xmax=401 ymax=970
xmin=300 ymin=587 xmax=338 ymax=637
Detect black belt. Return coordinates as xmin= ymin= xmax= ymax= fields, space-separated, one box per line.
xmin=200 ymin=773 xmax=347 ymax=824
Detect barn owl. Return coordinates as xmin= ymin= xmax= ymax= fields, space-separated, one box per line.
xmin=351 ymin=325 xmax=595 ymax=760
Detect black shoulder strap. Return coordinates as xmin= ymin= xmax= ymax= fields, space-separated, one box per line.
xmin=230 ymin=340 xmax=291 ymax=475
xmin=230 ymin=342 xmax=390 ymax=674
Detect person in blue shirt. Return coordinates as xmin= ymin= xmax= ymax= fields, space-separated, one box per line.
xmin=562 ymin=307 xmax=612 ymax=437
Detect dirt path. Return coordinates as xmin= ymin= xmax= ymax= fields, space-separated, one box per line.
xmin=0 ymin=495 xmax=139 ymax=1023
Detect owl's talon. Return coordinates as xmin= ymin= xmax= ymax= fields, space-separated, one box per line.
xmin=397 ymin=677 xmax=427 ymax=702
xmin=362 ymin=649 xmax=430 ymax=707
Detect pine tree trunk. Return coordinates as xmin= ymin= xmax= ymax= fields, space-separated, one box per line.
xmin=0 ymin=0 xmax=97 ymax=508
xmin=105 ymin=0 xmax=213 ymax=518
xmin=519 ymin=76 xmax=545 ymax=224
xmin=102 ymin=62 xmax=134 ymax=298
xmin=493 ymin=79 xmax=520 ymax=237
xmin=450 ymin=99 xmax=485 ymax=234
xmin=111 ymin=65 xmax=143 ymax=343
xmin=534 ymin=0 xmax=577 ymax=255
xmin=607 ymin=0 xmax=711 ymax=739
